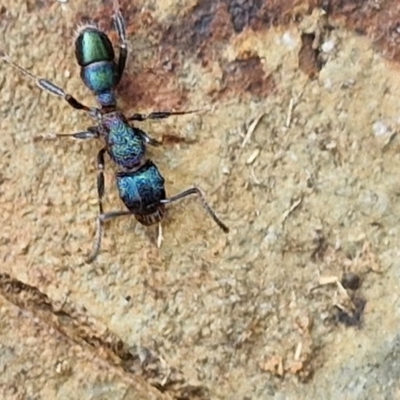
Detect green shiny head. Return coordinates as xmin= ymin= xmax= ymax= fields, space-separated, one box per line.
xmin=75 ymin=26 xmax=115 ymax=67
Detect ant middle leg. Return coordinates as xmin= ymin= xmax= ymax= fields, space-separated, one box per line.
xmin=160 ymin=186 xmax=229 ymax=233
xmin=135 ymin=127 xmax=162 ymax=147
xmin=127 ymin=109 xmax=202 ymax=122
xmin=0 ymin=50 xmax=93 ymax=112
xmin=34 ymin=126 xmax=100 ymax=141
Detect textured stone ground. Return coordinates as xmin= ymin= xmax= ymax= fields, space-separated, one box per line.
xmin=1 ymin=1 xmax=400 ymax=399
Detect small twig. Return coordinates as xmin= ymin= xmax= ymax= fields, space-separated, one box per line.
xmin=241 ymin=113 xmax=265 ymax=148
xmin=281 ymin=197 xmax=303 ymax=224
xmin=250 ymin=167 xmax=261 ymax=185
xmin=157 ymin=223 xmax=164 ymax=248
xmin=286 ymin=98 xmax=294 ymax=128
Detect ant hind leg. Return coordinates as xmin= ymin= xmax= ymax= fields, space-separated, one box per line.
xmin=0 ymin=50 xmax=92 ymax=112
xmin=112 ymin=0 xmax=128 ymax=83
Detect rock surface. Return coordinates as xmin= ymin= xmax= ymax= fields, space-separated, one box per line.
xmin=1 ymin=0 xmax=400 ymax=398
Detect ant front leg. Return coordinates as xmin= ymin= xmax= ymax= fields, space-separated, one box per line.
xmin=0 ymin=50 xmax=93 ymax=113
xmin=85 ymin=209 xmax=132 ymax=263
xmin=112 ymin=0 xmax=128 ymax=84
xmin=85 ymin=149 xmax=131 ymax=263
xmin=95 ymin=148 xmax=107 ymax=217
xmin=160 ymin=186 xmax=229 ymax=233
xmin=85 ymin=211 xmax=132 ymax=264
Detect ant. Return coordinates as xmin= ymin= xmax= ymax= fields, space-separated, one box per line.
xmin=1 ymin=0 xmax=229 ymax=262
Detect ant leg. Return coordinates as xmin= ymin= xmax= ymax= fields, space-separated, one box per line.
xmin=127 ymin=109 xmax=201 ymax=122
xmin=85 ymin=210 xmax=132 ymax=263
xmin=0 ymin=50 xmax=92 ymax=112
xmin=96 ymin=148 xmax=107 ymax=217
xmin=85 ymin=148 xmax=132 ymax=262
xmin=34 ymin=127 xmax=99 ymax=141
xmin=112 ymin=0 xmax=128 ymax=83
xmin=135 ymin=127 xmax=162 ymax=147
xmin=160 ymin=186 xmax=229 ymax=233
xmin=87 ymin=148 xmax=107 ymax=262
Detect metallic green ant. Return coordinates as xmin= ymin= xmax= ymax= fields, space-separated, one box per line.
xmin=1 ymin=0 xmax=229 ymax=262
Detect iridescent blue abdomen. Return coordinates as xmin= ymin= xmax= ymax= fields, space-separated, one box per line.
xmin=102 ymin=113 xmax=146 ymax=169
xmin=75 ymin=27 xmax=114 ymax=66
xmin=117 ymin=161 xmax=166 ymax=225
xmin=75 ymin=26 xmax=118 ymax=107
xmin=80 ymin=62 xmax=118 ymax=95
